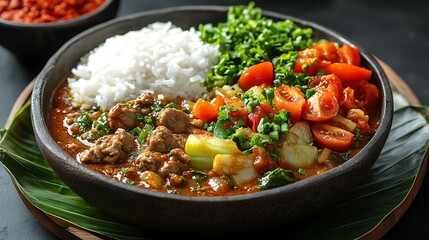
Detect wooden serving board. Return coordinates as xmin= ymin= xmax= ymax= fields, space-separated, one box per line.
xmin=5 ymin=60 xmax=428 ymax=240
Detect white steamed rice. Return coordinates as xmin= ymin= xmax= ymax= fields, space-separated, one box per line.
xmin=68 ymin=21 xmax=220 ymax=110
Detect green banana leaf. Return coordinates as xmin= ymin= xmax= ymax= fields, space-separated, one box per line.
xmin=1 ymin=90 xmax=428 ymax=240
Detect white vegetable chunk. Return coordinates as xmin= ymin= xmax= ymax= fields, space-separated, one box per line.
xmin=213 ymin=154 xmax=259 ymax=185
xmin=285 ymin=121 xmax=313 ymax=145
xmin=214 ymin=83 xmax=243 ymax=98
xmin=331 ymin=114 xmax=356 ymax=132
xmin=281 ymin=144 xmax=318 ymax=168
xmin=317 ymin=148 xmax=332 ymax=164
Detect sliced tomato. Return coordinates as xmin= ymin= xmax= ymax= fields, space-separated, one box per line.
xmin=225 ymin=98 xmax=249 ymax=126
xmin=192 ymin=98 xmax=222 ymax=122
xmin=293 ymin=48 xmax=331 ymax=75
xmin=248 ymin=106 xmax=264 ymax=132
xmin=313 ymin=41 xmax=339 ymax=62
xmin=323 ymin=62 xmax=372 ymax=84
xmin=273 ymin=85 xmax=306 ymax=123
xmin=238 ymin=61 xmax=274 ymax=91
xmin=347 ymin=80 xmax=380 ymax=109
xmin=307 ymin=74 xmax=344 ymax=102
xmin=259 ymin=101 xmax=278 ymax=115
xmin=311 ymin=123 xmax=355 ymax=152
xmin=301 ymin=89 xmax=339 ymax=122
xmin=224 ymin=97 xmax=244 ymax=107
xmin=338 ymin=43 xmax=361 ymax=66
xmin=340 ymin=87 xmax=360 ymax=112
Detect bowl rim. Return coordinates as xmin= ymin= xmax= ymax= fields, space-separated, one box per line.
xmin=0 ymin=0 xmax=118 ymax=28
xmin=31 ymin=4 xmax=394 ymax=203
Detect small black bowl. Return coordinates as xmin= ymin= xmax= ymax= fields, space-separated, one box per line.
xmin=31 ymin=5 xmax=394 ymax=234
xmin=0 ymin=0 xmax=120 ymax=64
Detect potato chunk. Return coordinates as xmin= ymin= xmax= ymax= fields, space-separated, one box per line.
xmin=213 ymin=154 xmax=259 ymax=185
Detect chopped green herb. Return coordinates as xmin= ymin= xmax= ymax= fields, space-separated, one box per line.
xmin=164 ymin=102 xmax=177 ymax=109
xmin=258 ymin=168 xmax=296 ymax=190
xmin=352 ymin=129 xmax=366 ymax=147
xmin=298 ymin=168 xmax=307 ymax=175
xmin=167 ymin=189 xmax=179 ymax=194
xmin=73 ymin=112 xmax=92 ymax=133
xmin=187 ymin=170 xmax=208 ymax=182
xmin=135 ymin=114 xmax=153 ymax=124
xmin=121 ymin=168 xmax=134 ymax=173
xmin=270 ymin=150 xmax=281 ymax=161
xmin=130 ymin=125 xmax=153 ymax=145
xmin=221 ymin=175 xmax=235 ymax=190
xmin=72 ymin=111 xmax=111 ymax=141
xmin=199 ymin=2 xmax=313 ymax=91
xmin=87 ymin=112 xmax=110 ymax=141
xmin=150 ymin=101 xmax=178 ymax=112
xmin=304 ymin=88 xmax=316 ymax=99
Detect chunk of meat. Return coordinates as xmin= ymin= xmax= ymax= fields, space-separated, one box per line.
xmin=147 ymin=126 xmax=185 ymax=153
xmin=156 ymin=108 xmax=190 ymax=134
xmin=134 ymin=151 xmax=167 ymax=172
xmin=108 ymin=103 xmax=138 ymax=131
xmin=132 ymin=92 xmax=155 ymax=106
xmin=108 ymin=92 xmax=155 ymax=131
xmin=172 ymin=134 xmax=187 ymax=150
xmin=158 ymin=159 xmax=189 ymax=177
xmin=79 ymin=128 xmax=135 ymax=164
xmin=134 ymin=149 xmax=190 ymax=177
xmin=190 ymin=118 xmax=205 ymax=129
xmin=169 ymin=148 xmax=191 ymax=164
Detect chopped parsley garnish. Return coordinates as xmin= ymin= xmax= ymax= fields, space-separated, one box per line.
xmin=298 ymin=168 xmax=307 ymax=175
xmin=135 ymin=114 xmax=153 ymax=124
xmin=130 ymin=125 xmax=153 ymax=145
xmin=72 ymin=112 xmax=92 ymax=133
xmin=199 ymin=1 xmax=313 ymax=91
xmin=258 ymin=168 xmax=296 ymax=190
xmin=71 ymin=110 xmax=111 ymax=141
xmin=150 ymin=101 xmax=177 ymax=112
xmin=88 ymin=112 xmax=110 ymax=141
xmin=187 ymin=170 xmax=208 ymax=182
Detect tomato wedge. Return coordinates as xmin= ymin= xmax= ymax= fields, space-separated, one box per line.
xmin=260 ymin=101 xmax=278 ymax=115
xmin=248 ymin=106 xmax=264 ymax=132
xmin=340 ymin=87 xmax=361 ymax=112
xmin=311 ymin=123 xmax=355 ymax=152
xmin=313 ymin=41 xmax=339 ymax=62
xmin=338 ymin=43 xmax=361 ymax=66
xmin=238 ymin=61 xmax=274 ymax=91
xmin=301 ymin=89 xmax=339 ymax=122
xmin=224 ymin=97 xmax=244 ymax=107
xmin=323 ymin=62 xmax=372 ymax=84
xmin=347 ymin=80 xmax=380 ymax=109
xmin=293 ymin=48 xmax=330 ymax=75
xmin=307 ymin=74 xmax=344 ymax=102
xmin=224 ymin=97 xmax=249 ymax=126
xmin=273 ymin=85 xmax=306 ymax=123
xmin=191 ymin=96 xmax=224 ymax=122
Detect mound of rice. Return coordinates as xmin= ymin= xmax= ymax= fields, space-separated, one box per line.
xmin=68 ymin=21 xmax=220 ymax=110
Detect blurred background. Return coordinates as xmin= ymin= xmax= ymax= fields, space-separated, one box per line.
xmin=1 ymin=0 xmax=428 ymax=239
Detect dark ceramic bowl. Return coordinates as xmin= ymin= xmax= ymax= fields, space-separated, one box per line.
xmin=31 ymin=5 xmax=393 ymax=234
xmin=0 ymin=0 xmax=120 ymax=63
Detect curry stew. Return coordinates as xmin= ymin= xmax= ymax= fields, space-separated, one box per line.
xmin=48 ymin=43 xmax=380 ymax=197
